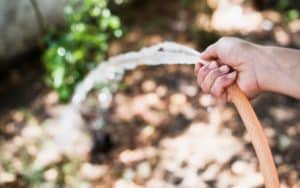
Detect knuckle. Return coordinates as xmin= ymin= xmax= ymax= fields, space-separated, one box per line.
xmin=218 ymin=74 xmax=228 ymax=83
xmin=202 ymin=69 xmax=221 ymax=93
xmin=218 ymin=37 xmax=243 ymax=51
xmin=199 ymin=66 xmax=209 ymax=76
xmin=210 ymin=69 xmax=221 ymax=78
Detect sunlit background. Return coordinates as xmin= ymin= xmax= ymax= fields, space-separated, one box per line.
xmin=0 ymin=0 xmax=299 ymax=187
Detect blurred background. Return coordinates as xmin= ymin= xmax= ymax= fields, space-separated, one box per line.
xmin=0 ymin=0 xmax=299 ymax=187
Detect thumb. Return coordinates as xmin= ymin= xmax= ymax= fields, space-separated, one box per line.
xmin=200 ymin=43 xmax=218 ymax=61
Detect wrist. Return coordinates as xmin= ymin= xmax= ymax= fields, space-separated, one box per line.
xmin=259 ymin=46 xmax=300 ymax=99
xmin=251 ymin=45 xmax=277 ymax=92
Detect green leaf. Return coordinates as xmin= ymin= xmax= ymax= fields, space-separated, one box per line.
xmin=43 ymin=0 xmax=124 ymax=102
xmin=52 ymin=65 xmax=65 ymax=88
xmin=108 ymin=16 xmax=121 ymax=29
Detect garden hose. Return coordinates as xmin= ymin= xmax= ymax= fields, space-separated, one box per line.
xmin=198 ymin=58 xmax=280 ymax=188
xmin=228 ymin=84 xmax=280 ymax=188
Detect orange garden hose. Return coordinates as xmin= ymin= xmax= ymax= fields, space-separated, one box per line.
xmin=197 ymin=59 xmax=280 ymax=188
xmin=228 ymin=84 xmax=280 ymax=188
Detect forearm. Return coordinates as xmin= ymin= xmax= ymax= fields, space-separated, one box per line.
xmin=260 ymin=46 xmax=300 ymax=99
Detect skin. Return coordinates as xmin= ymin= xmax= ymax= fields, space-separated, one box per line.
xmin=195 ymin=37 xmax=300 ymax=100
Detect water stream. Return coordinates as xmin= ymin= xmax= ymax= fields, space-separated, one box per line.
xmin=72 ymin=42 xmax=202 ymax=106
xmin=44 ymin=42 xmax=205 ymax=159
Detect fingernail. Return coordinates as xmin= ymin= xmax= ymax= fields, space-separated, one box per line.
xmin=219 ymin=65 xmax=229 ymax=73
xmin=208 ymin=61 xmax=217 ymax=69
xmin=227 ymin=71 xmax=237 ymax=78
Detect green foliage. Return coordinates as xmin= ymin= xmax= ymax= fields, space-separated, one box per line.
xmin=276 ymin=0 xmax=291 ymax=11
xmin=275 ymin=0 xmax=300 ymax=22
xmin=286 ymin=9 xmax=300 ymax=21
xmin=43 ymin=0 xmax=123 ymax=101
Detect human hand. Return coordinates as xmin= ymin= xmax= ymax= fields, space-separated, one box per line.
xmin=195 ymin=37 xmax=264 ymax=100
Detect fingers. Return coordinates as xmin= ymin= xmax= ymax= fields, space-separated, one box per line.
xmin=194 ymin=59 xmax=210 ymax=76
xmin=201 ymin=65 xmax=230 ymax=93
xmin=210 ymin=71 xmax=237 ymax=98
xmin=196 ymin=62 xmax=237 ymax=100
xmin=197 ymin=61 xmax=218 ymax=85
